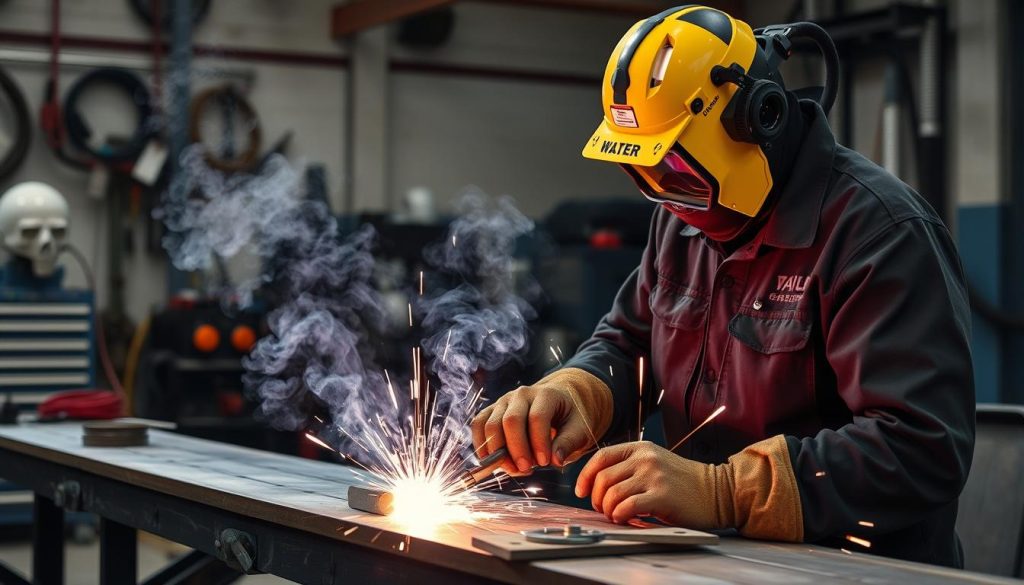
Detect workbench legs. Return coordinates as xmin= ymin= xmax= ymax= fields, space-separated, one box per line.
xmin=32 ymin=494 xmax=64 ymax=585
xmin=100 ymin=518 xmax=137 ymax=584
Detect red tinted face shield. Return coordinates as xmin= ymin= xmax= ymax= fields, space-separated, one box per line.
xmin=621 ymin=146 xmax=719 ymax=211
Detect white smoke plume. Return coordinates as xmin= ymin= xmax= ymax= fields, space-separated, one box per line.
xmin=418 ymin=192 xmax=537 ymax=445
xmin=159 ymin=154 xmax=537 ymax=464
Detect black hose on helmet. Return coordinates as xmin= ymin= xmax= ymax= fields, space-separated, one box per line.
xmin=758 ymin=21 xmax=840 ymax=116
xmin=785 ymin=22 xmax=840 ymax=116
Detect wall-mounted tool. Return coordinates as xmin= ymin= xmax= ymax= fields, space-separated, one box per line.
xmin=63 ymin=67 xmax=154 ymax=165
xmin=189 ymin=84 xmax=263 ymax=173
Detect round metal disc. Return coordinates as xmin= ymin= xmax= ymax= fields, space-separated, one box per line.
xmin=521 ymin=526 xmax=606 ymax=545
xmin=83 ymin=422 xmax=149 ymax=447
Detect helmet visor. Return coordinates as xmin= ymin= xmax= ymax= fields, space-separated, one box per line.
xmin=622 ymin=146 xmax=718 ymax=211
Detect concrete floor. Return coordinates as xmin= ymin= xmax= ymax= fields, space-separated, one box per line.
xmin=0 ymin=532 xmax=290 ymax=584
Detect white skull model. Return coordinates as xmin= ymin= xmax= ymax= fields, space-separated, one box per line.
xmin=0 ymin=182 xmax=70 ymax=278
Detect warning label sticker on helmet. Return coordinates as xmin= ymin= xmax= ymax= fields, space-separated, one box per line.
xmin=610 ymin=105 xmax=639 ymax=128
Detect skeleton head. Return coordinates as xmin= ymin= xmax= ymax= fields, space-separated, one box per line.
xmin=0 ymin=182 xmax=70 ymax=278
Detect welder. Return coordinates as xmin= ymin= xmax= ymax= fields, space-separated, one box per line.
xmin=471 ymin=5 xmax=975 ymax=567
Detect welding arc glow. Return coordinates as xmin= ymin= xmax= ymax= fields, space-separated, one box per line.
xmin=304 ymin=350 xmax=526 ymax=536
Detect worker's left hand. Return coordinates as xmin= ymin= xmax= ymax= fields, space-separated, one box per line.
xmin=575 ymin=441 xmax=722 ymax=528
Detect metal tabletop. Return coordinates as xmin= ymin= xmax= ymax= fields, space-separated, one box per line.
xmin=0 ymin=423 xmax=1013 ymax=585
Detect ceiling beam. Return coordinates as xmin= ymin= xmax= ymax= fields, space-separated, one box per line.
xmin=331 ymin=0 xmax=744 ymax=39
xmin=471 ymin=0 xmax=743 ymax=20
xmin=332 ymin=0 xmax=456 ymax=39
xmin=470 ymin=0 xmax=687 ymax=19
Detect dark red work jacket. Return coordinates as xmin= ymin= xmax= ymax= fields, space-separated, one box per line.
xmin=565 ymin=102 xmax=975 ymax=568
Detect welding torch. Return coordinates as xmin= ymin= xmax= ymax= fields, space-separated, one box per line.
xmin=459 ymin=447 xmax=531 ymax=490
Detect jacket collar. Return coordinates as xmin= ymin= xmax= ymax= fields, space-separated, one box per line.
xmin=760 ymin=100 xmax=837 ymax=249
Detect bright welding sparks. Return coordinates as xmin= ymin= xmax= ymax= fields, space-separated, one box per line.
xmin=549 ymin=346 xmax=561 ymax=364
xmin=384 ymin=370 xmax=399 ymax=411
xmin=669 ymin=405 xmax=726 ymax=452
xmin=419 ymin=271 xmax=424 ymax=296
xmin=305 ymin=433 xmax=335 ymax=452
xmin=858 ymin=520 xmax=875 ymax=528
xmin=408 ymin=303 xmax=414 ymax=328
xmin=657 ymin=388 xmax=665 ymax=405
xmin=845 ymin=535 xmax=872 ymax=548
xmin=638 ymin=356 xmax=645 ymax=396
xmin=636 ymin=356 xmax=645 ymax=440
xmin=815 ymin=471 xmax=827 ymax=478
xmin=442 ymin=329 xmax=453 ymax=364
xmin=306 ymin=366 xmax=514 ymax=537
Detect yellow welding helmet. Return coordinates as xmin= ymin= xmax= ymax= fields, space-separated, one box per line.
xmin=582 ymin=6 xmax=779 ymax=217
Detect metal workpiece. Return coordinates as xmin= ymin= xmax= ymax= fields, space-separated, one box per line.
xmin=523 ymin=525 xmax=606 ymax=545
xmin=347 ymin=485 xmax=394 ymax=516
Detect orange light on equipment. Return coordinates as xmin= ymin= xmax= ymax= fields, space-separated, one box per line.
xmin=231 ymin=325 xmax=257 ymax=353
xmin=193 ymin=324 xmax=220 ymax=353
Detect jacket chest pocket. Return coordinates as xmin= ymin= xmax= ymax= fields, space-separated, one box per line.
xmin=727 ymin=309 xmax=816 ymax=412
xmin=650 ymin=280 xmax=706 ymax=331
xmin=728 ymin=310 xmax=812 ymax=354
xmin=649 ymin=281 xmax=707 ymax=412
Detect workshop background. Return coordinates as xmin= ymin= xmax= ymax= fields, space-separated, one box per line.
xmin=0 ymin=0 xmax=1020 ymax=583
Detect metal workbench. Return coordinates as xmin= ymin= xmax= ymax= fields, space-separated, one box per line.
xmin=0 ymin=423 xmax=1014 ymax=585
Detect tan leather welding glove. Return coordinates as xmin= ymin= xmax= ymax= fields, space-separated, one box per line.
xmin=575 ymin=435 xmax=803 ymax=542
xmin=471 ymin=367 xmax=613 ymax=473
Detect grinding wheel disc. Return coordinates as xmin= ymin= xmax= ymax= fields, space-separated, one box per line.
xmin=83 ymin=421 xmax=149 ymax=447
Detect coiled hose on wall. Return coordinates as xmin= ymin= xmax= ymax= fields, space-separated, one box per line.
xmin=0 ymin=65 xmax=32 ymax=181
xmin=189 ymin=84 xmax=263 ymax=173
xmin=63 ymin=67 xmax=154 ymax=165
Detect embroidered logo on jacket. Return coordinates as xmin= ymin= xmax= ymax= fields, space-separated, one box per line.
xmin=769 ymin=275 xmax=809 ymax=304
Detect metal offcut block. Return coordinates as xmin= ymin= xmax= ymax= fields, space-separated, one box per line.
xmin=348 ymin=485 xmax=394 ymax=515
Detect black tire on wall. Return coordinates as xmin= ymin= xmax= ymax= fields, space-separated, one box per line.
xmin=0 ymin=65 xmax=32 ymax=181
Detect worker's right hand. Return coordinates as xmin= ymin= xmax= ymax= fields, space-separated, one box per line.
xmin=470 ymin=368 xmax=613 ymax=475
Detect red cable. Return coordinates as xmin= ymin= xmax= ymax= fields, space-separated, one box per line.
xmin=39 ymin=0 xmax=62 ymax=151
xmin=35 ymin=245 xmax=127 ymax=421
xmin=50 ymin=0 xmax=59 ymax=84
xmin=38 ymin=390 xmax=122 ymax=420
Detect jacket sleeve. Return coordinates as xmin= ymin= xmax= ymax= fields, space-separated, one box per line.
xmin=788 ymin=217 xmax=976 ymax=543
xmin=563 ymin=211 xmax=661 ymax=440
